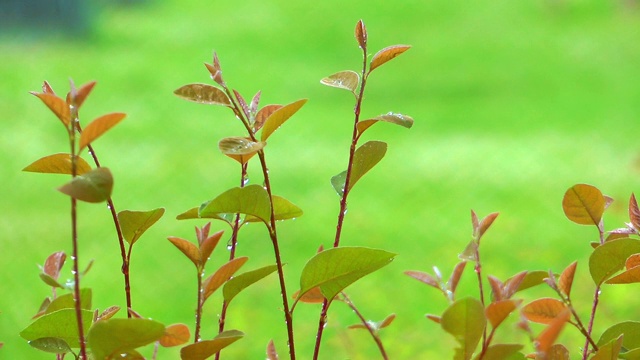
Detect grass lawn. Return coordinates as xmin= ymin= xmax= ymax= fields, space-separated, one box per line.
xmin=1 ymin=0 xmax=640 ymax=358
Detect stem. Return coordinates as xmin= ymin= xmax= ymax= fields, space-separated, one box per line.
xmin=582 ymin=285 xmax=601 ymax=359
xmin=474 ymin=245 xmax=487 ymax=352
xmin=341 ymin=293 xmax=388 ymax=360
xmin=554 ymin=290 xmax=598 ymax=351
xmin=194 ymin=268 xmax=204 ymax=342
xmin=477 ymin=327 xmax=498 ymax=360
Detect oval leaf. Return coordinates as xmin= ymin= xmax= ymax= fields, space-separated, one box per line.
xmin=23 ymin=154 xmax=92 ymax=175
xmin=297 ymin=247 xmax=396 ymax=306
xmin=369 ymin=45 xmax=411 ymax=73
xmin=218 ymin=137 xmax=264 ymax=164
xmin=598 ymin=321 xmax=640 ymax=349
xmin=245 ymin=195 xmax=303 ymax=223
xmin=199 ymin=185 xmax=271 ymax=224
xmin=87 ymin=318 xmax=165 ymax=360
xmin=159 ymin=324 xmax=190 ymax=347
xmin=486 ymin=299 xmax=520 ymax=329
xmin=260 ymin=99 xmax=307 ymax=142
xmin=590 ymin=238 xmax=640 ymax=285
xmin=266 ymin=339 xmax=278 ymax=360
xmin=174 ymin=84 xmax=231 ymax=106
xmin=20 ymin=308 xmax=93 ymax=347
xmin=223 ymin=265 xmax=278 ymax=304
xmin=118 ymin=208 xmax=166 ymax=246
xmin=522 ymin=298 xmax=567 ymax=324
xmin=320 ymin=71 xmax=360 ymax=93
xmin=562 ymin=184 xmax=605 ymax=226
xmin=606 ymin=265 xmax=640 ymax=284
xmin=203 ymin=257 xmax=249 ymax=302
xmin=355 ymin=20 xmax=367 ymax=49
xmin=331 ymin=141 xmax=387 ymax=196
xmin=441 ymin=297 xmax=486 ymax=360
xmin=57 ymin=167 xmax=113 ymax=203
xmin=46 ymin=289 xmax=92 ymax=314
xmin=180 ymin=330 xmax=244 ymax=360
xmin=254 ymin=104 xmax=282 ymax=132
xmin=28 ymin=337 xmax=72 ymax=354
xmin=357 ymin=113 xmax=414 ymax=135
xmin=43 ymin=251 xmax=66 ymax=279
xmin=591 ymin=334 xmax=624 ymax=360
xmin=168 ymin=237 xmax=200 ymax=268
xmin=79 ymin=113 xmax=126 ymax=151
xmin=31 ymin=92 xmax=70 ymax=126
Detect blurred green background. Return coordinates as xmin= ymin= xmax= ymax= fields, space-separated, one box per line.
xmin=2 ymin=0 xmax=640 ymax=358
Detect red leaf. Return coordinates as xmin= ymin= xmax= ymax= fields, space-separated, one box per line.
xmin=369 ymin=45 xmax=411 ymax=72
xmin=630 ymin=194 xmax=640 ymax=231
xmin=43 ymin=251 xmax=66 ymax=280
xmin=266 ymin=339 xmax=278 ymax=360
xmin=487 ymin=275 xmax=504 ymax=301
xmin=355 ymin=20 xmax=367 ymax=49
xmin=485 ymin=299 xmax=521 ymax=329
xmin=405 ymin=270 xmax=440 ymax=289
xmin=447 ymin=261 xmax=467 ymax=295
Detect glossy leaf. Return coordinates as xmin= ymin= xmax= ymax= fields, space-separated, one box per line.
xmin=320 ymin=71 xmax=360 ymax=93
xmin=42 ymin=81 xmax=55 ymax=95
xmin=79 ymin=113 xmax=126 ymax=151
xmin=168 ymin=237 xmax=200 ymax=268
xmin=369 ymin=45 xmax=411 ymax=73
xmin=630 ymin=194 xmax=640 ymax=231
xmin=245 ymin=195 xmax=303 ymax=222
xmin=254 ymin=104 xmax=282 ymax=132
xmin=57 ymin=167 xmax=113 ymax=203
xmin=46 ymin=289 xmax=92 ymax=314
xmin=441 ymin=297 xmax=486 ymax=360
xmin=159 ymin=324 xmax=190 ymax=347
xmin=23 ymin=154 xmax=92 ymax=175
xmin=218 ymin=137 xmax=264 ymax=164
xmin=266 ymin=339 xmax=278 ymax=360
xmin=88 ymin=318 xmax=165 ymax=360
xmin=199 ymin=185 xmax=271 ymax=224
xmin=223 ymin=264 xmax=278 ymax=304
xmin=233 ymin=89 xmax=250 ymax=120
xmin=590 ymin=238 xmax=640 ymax=285
xmin=43 ymin=251 xmax=66 ymax=279
xmin=357 ymin=113 xmax=414 ymax=135
xmin=502 ymin=271 xmax=527 ymax=299
xmin=562 ymin=184 xmax=605 ymax=226
xmin=20 ymin=308 xmax=93 ymax=347
xmin=331 ymin=141 xmax=387 ymax=196
xmin=260 ymin=98 xmax=307 ymax=142
xmin=522 ymin=298 xmax=567 ymax=324
xmin=486 ymin=299 xmax=521 ymax=329
xmin=31 ymin=92 xmax=70 ymax=126
xmin=558 ymin=261 xmax=577 ymax=297
xmin=598 ymin=321 xmax=640 ymax=350
xmin=174 ymin=84 xmax=231 ymax=106
xmin=27 ymin=337 xmax=72 ymax=354
xmin=203 ymin=257 xmax=248 ymax=301
xmin=180 ymin=330 xmax=244 ymax=360
xmin=535 ymin=310 xmax=571 ymax=355
xmin=297 ymin=247 xmax=395 ymax=306
xmin=118 ymin=208 xmax=165 ymax=246
xmin=627 ymin=254 xmax=640 ymax=269
xmin=591 ymin=334 xmax=623 ymax=360
xmin=473 ymin=344 xmax=524 ymax=360
xmin=355 ymin=20 xmax=367 ymax=49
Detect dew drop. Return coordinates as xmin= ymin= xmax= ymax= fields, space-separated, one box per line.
xmin=242 ymin=178 xmax=249 ymax=186
xmin=227 ymin=244 xmax=233 ymax=251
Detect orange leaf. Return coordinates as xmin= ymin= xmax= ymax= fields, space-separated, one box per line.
xmin=558 ymin=261 xmax=577 ymax=297
xmin=31 ymin=92 xmax=71 ymax=126
xmin=79 ymin=113 xmax=126 ymax=151
xmin=536 ymin=310 xmax=571 ymax=355
xmin=626 ymin=254 xmax=640 ymax=270
xmin=71 ymin=81 xmax=96 ymax=109
xmin=159 ymin=323 xmax=190 ymax=347
xmin=426 ymin=314 xmax=441 ymax=324
xmin=562 ymin=184 xmax=605 ymax=226
xmin=292 ymin=286 xmax=326 ymax=304
xmin=203 ymin=257 xmax=249 ymax=301
xmin=23 ymin=153 xmax=92 ymax=175
xmin=522 ymin=298 xmax=567 ymax=324
xmin=369 ymin=45 xmax=411 ymax=72
xmin=355 ymin=20 xmax=367 ymax=49
xmin=477 ymin=212 xmax=499 ymax=241
xmin=605 ymin=265 xmax=640 ymax=284
xmin=199 ymin=230 xmax=224 ymax=267
xmin=485 ymin=299 xmax=521 ymax=329
xmin=167 ymin=237 xmax=200 ymax=268
xmin=488 ymin=275 xmax=504 ymax=301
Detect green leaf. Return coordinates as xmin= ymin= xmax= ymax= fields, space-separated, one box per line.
xmin=223 ymin=265 xmax=278 ymax=304
xmin=174 ymin=84 xmax=231 ymax=106
xmin=512 ymin=270 xmax=549 ymax=293
xmin=180 ymin=330 xmax=244 ymax=360
xmin=357 ymin=113 xmax=414 ymax=135
xmin=88 ymin=318 xmax=165 ymax=360
xmin=260 ymin=99 xmax=307 ymax=142
xmin=57 ymin=167 xmax=113 ymax=203
xmin=591 ymin=335 xmax=624 ymax=360
xmin=297 ymin=247 xmax=396 ymax=306
xmin=79 ymin=112 xmax=126 ymax=151
xmin=562 ymin=184 xmax=605 ymax=226
xmin=245 ymin=195 xmax=303 ymax=222
xmin=369 ymin=45 xmax=411 ymax=73
xmin=441 ymin=297 xmax=486 ymax=360
xmin=199 ymin=185 xmax=271 ymax=224
xmin=473 ymin=344 xmax=524 ymax=360
xmin=331 ymin=141 xmax=387 ymax=196
xmin=39 ymin=273 xmax=65 ymax=289
xmin=46 ymin=289 xmax=92 ymax=314
xmin=320 ymin=70 xmax=360 ymax=93
xmin=203 ymin=257 xmax=248 ymax=302
xmin=598 ymin=321 xmax=640 ymax=349
xmin=27 ymin=337 xmax=72 ymax=354
xmin=118 ymin=208 xmax=166 ymax=246
xmin=23 ymin=154 xmax=92 ymax=175
xmin=20 ymin=308 xmax=93 ymax=347
xmin=590 ymin=238 xmax=640 ymax=285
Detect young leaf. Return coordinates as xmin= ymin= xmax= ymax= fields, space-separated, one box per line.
xmin=233 ymin=89 xmax=251 ymax=120
xmin=57 ymin=167 xmax=113 ymax=203
xmin=357 ymin=113 xmax=414 ymax=135
xmin=485 ymin=299 xmax=521 ymax=329
xmin=46 ymin=289 xmax=92 ymax=314
xmin=597 ymin=321 xmax=640 ymax=349
xmin=199 ymin=230 xmax=224 ymax=267
xmin=78 ymin=113 xmax=126 ymax=151
xmin=199 ymin=184 xmax=271 ymax=224
xmin=20 ymin=308 xmax=93 ymax=347
xmin=43 ymin=251 xmax=66 ymax=280
xmin=254 ymin=104 xmax=282 ymax=132
xmin=589 ymin=238 xmax=640 ymax=285
xmin=426 ymin=314 xmax=441 ymax=324
xmin=369 ymin=45 xmax=411 ymax=73
xmin=441 ymin=297 xmax=486 ymax=360
xmin=405 ymin=270 xmax=441 ymax=289
xmin=331 ymin=141 xmax=387 ymax=196
xmin=260 ymin=99 xmax=307 ymax=142
xmin=320 ymin=71 xmax=360 ymax=93
xmin=606 ymin=265 xmax=640 ymax=284
xmin=379 ymin=313 xmax=396 ymax=329
xmin=71 ymin=81 xmax=96 ymax=109
xmin=42 ymin=81 xmax=56 ymax=95
xmin=510 ymin=270 xmax=548 ymax=293
xmin=522 ymin=298 xmax=567 ymax=324
xmin=355 ymin=20 xmax=367 ymax=48
xmin=627 ymin=254 xmax=640 ymax=269
xmin=23 ymin=154 xmax=92 ymax=175
xmin=448 ymin=261 xmax=467 ymax=295
xmin=459 ymin=240 xmax=478 ymax=262
xmin=218 ymin=137 xmax=264 ymax=164
xmin=27 ymin=337 xmax=72 ymax=354
xmin=558 ymin=261 xmax=578 ymax=297
xmin=223 ymin=265 xmax=278 ymax=304
xmin=167 ymin=237 xmax=200 ymax=268
xmin=502 ymin=271 xmax=528 ymax=299
xmin=96 ymin=306 xmax=121 ymax=322
xmin=174 ymin=84 xmax=231 ymax=106
xmin=562 ymin=184 xmax=605 ymax=226
xmin=476 ymin=212 xmax=499 ymax=241
xmin=159 ymin=323 xmax=190 ymax=347
xmin=535 ymin=310 xmax=571 ymax=356
xmin=245 ymin=195 xmax=303 ymax=222
xmin=292 ymin=286 xmax=327 ymax=304
xmin=39 ymin=273 xmax=64 ymax=289
xmin=266 ymin=339 xmax=278 ymax=360
xmin=203 ymin=257 xmax=249 ymax=301
xmin=31 ymin=92 xmax=71 ymax=126
xmin=591 ymin=335 xmax=623 ymax=360
xmin=297 ymin=247 xmax=396 ymax=307
xmin=544 ymin=344 xmax=570 ymax=360
xmin=630 ymin=194 xmax=640 ymax=231
xmin=180 ymin=330 xmax=244 ymax=360
xmin=87 ymin=318 xmax=165 ymax=360
xmin=473 ymin=344 xmax=523 ymax=360
xmin=118 ymin=208 xmax=166 ymax=246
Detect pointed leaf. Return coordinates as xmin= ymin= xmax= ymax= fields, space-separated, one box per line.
xmin=57 ymin=167 xmax=113 ymax=203
xmin=23 ymin=154 xmax=92 ymax=175
xmin=203 ymin=257 xmax=248 ymax=301
xmin=459 ymin=240 xmax=478 ymax=262
xmin=174 ymin=84 xmax=231 ymax=106
xmin=96 ymin=306 xmax=121 ymax=322
xmin=118 ymin=208 xmax=165 ymax=246
xmin=448 ymin=261 xmax=467 ymax=294
xmin=233 ymin=89 xmax=250 ymax=119
xmin=627 ymin=254 xmax=640 ymax=269
xmin=159 ymin=324 xmax=190 ymax=347
xmin=199 ymin=230 xmax=224 ymax=267
xmin=87 ymin=318 xmax=165 ymax=360
xmin=487 ymin=276 xmax=504 ymax=301
xmin=168 ymin=237 xmax=200 ymax=268
xmin=486 ymin=300 xmax=521 ymax=329
xmin=46 ymin=289 xmax=92 ymax=314
xmin=42 ymin=81 xmax=56 ymax=95
xmin=199 ymin=185 xmax=271 ymax=224
xmin=260 ymin=99 xmax=307 ymax=142
xmin=249 ymin=91 xmax=261 ymax=118
xmin=590 ymin=238 xmax=640 ymax=285
xmin=510 ymin=270 xmax=548 ymax=293
xmin=218 ymin=137 xmax=264 ymax=164
xmin=180 ymin=330 xmax=243 ymax=360
xmin=331 ymin=141 xmax=387 ymax=196
xmin=31 ymin=92 xmax=71 ymax=126
xmin=369 ymin=45 xmax=411 ymax=73
xmin=27 ymin=337 xmax=72 ymax=354
xmin=473 ymin=344 xmax=524 ymax=360
xmin=320 ymin=71 xmax=360 ymax=93
xmin=536 ymin=310 xmax=571 ymax=355
xmin=292 ymin=286 xmax=326 ymax=304
xmin=441 ymin=297 xmax=486 ymax=360
xmin=405 ymin=270 xmax=441 ymax=289
xmin=558 ymin=261 xmax=577 ymax=297
xmin=630 ymin=194 xmax=640 ymax=231
xmin=591 ymin=335 xmax=624 ymax=360
xmin=43 ymin=251 xmax=66 ymax=279
xmin=176 ymin=207 xmax=201 ymax=220
xmin=266 ymin=339 xmax=278 ymax=360
xmin=20 ymin=309 xmax=93 ymax=347
xmin=254 ymin=104 xmax=282 ymax=132
xmin=606 ymin=265 xmax=640 ymax=284
xmin=476 ymin=212 xmax=499 ymax=241
xmin=598 ymin=321 xmax=640 ymax=349
xmin=223 ymin=265 xmax=278 ymax=304
xmin=522 ymin=298 xmax=567 ymax=324
xmin=245 ymin=195 xmax=303 ymax=222
xmin=79 ymin=113 xmax=126 ymax=151
xmin=355 ymin=19 xmax=367 ymax=49
xmin=502 ymin=271 xmax=528 ymax=299
xmin=297 ymin=247 xmax=395 ymax=306
xmin=357 ymin=113 xmax=414 ymax=135
xmin=562 ymin=184 xmax=605 ymax=226
xmin=379 ymin=313 xmax=396 ymax=329
xmin=39 ymin=273 xmax=64 ymax=289
xmin=426 ymin=314 xmax=441 ymax=324
xmin=72 ymin=81 xmax=96 ymax=109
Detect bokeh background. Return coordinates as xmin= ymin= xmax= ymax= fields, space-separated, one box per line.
xmin=2 ymin=0 xmax=640 ymax=358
